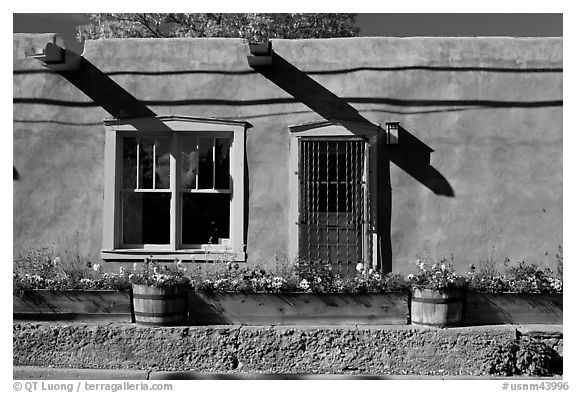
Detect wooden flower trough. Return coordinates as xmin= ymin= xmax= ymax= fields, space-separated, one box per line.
xmin=13 ymin=290 xmax=562 ymax=326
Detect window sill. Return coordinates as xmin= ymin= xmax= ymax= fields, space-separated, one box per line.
xmin=101 ymin=248 xmax=246 ymax=262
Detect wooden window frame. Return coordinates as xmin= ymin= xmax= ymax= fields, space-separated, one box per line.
xmin=101 ymin=116 xmax=249 ymax=262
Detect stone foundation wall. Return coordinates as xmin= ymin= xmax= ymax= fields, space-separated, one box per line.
xmin=13 ymin=322 xmax=562 ymax=376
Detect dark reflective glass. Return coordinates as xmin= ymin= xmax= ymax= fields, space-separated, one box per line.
xmin=182 ymin=193 xmax=230 ymax=245
xmin=122 ymin=137 xmax=137 ymax=189
xmin=181 ymin=136 xmax=198 ymax=189
xmin=122 ymin=193 xmax=171 ymax=245
xmin=139 ymin=137 xmax=154 ymax=189
xmin=214 ymin=138 xmax=230 ymax=189
xmin=198 ymin=138 xmax=214 ymax=189
xmin=155 ymin=137 xmax=171 ymax=189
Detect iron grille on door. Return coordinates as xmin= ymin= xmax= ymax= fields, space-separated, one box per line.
xmin=299 ymin=139 xmax=367 ymax=274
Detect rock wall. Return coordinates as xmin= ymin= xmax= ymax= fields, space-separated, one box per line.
xmin=13 ymin=322 xmax=562 ymax=376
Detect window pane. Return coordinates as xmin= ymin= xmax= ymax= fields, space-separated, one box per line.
xmin=139 ymin=137 xmax=154 ymax=189
xmin=214 ymin=138 xmax=231 ymax=189
xmin=182 ymin=193 xmax=230 ymax=244
xmin=122 ymin=193 xmax=170 ymax=245
xmin=155 ymin=136 xmax=171 ymax=189
xmin=198 ymin=137 xmax=214 ymax=189
xmin=181 ymin=136 xmax=198 ymax=189
xmin=122 ymin=137 xmax=137 ymax=189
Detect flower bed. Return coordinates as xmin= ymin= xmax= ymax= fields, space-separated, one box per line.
xmin=13 ymin=249 xmax=563 ymax=326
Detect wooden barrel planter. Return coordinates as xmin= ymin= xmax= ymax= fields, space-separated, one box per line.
xmin=131 ymin=285 xmax=188 ymax=326
xmin=410 ymin=288 xmax=466 ymax=327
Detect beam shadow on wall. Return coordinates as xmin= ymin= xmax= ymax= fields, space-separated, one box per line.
xmin=248 ymin=52 xmax=454 ymax=196
xmin=388 ymin=125 xmax=454 ymax=197
xmin=58 ymin=57 xmax=166 ymax=125
xmin=27 ymin=46 xmax=250 ymax=254
xmin=250 ymin=51 xmax=458 ymax=271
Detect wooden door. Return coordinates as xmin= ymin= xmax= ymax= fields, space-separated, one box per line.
xmin=298 ymin=138 xmax=367 ymax=276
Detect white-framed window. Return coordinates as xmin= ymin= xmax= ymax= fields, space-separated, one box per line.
xmin=101 ymin=116 xmax=250 ymax=261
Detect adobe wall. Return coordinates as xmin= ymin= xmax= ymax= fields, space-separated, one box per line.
xmin=13 ymin=34 xmax=562 ymax=273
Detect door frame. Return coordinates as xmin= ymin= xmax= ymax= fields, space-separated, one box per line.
xmin=288 ymin=120 xmax=381 ymax=269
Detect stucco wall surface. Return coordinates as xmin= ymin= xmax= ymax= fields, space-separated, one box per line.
xmin=13 ymin=322 xmax=561 ymax=376
xmin=13 ymin=35 xmax=562 ymax=272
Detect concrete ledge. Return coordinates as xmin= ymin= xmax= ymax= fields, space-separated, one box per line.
xmin=518 ymin=324 xmax=563 ymax=336
xmin=13 ymin=366 xmax=150 ymax=380
xmin=13 ymin=322 xmax=562 ymax=376
xmin=13 ymin=366 xmax=563 ymax=380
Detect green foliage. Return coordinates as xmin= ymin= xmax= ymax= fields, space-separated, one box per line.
xmin=407 ymin=257 xmax=467 ymax=291
xmin=515 ymin=338 xmax=562 ymax=376
xmin=14 ymin=243 xmax=132 ymax=296
xmin=467 ymin=258 xmax=562 ymax=294
xmin=505 ymin=260 xmax=560 ymax=293
xmin=489 ymin=342 xmax=519 ymax=376
xmin=191 ymin=262 xmax=297 ymax=293
xmin=12 ymin=246 xmax=130 ymax=296
xmin=15 ymin=246 xmax=562 ymax=295
xmin=489 ymin=338 xmax=562 ymax=376
xmin=293 ymin=259 xmax=334 ymax=293
xmin=77 ymin=13 xmax=359 ymax=42
xmin=13 ymin=247 xmax=59 ymax=281
xmin=556 ymin=245 xmax=563 ymax=278
xmin=186 ymin=258 xmax=410 ymax=294
xmin=129 ymin=258 xmax=190 ymax=288
xmin=466 ymin=261 xmax=510 ymax=293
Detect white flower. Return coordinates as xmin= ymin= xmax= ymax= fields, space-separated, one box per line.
xmin=93 ymin=264 xmax=102 ymax=273
xmin=133 ymin=263 xmax=138 ymax=271
xmin=407 ymin=274 xmax=414 ymax=280
xmin=271 ymin=277 xmax=286 ymax=289
xmin=153 ymin=266 xmax=159 ymax=274
xmin=440 ymin=264 xmax=446 ymax=271
xmin=119 ymin=267 xmax=126 ymax=275
xmin=52 ymin=257 xmax=61 ymax=266
xmin=299 ymin=279 xmax=310 ymax=291
xmin=356 ymin=263 xmax=364 ymax=272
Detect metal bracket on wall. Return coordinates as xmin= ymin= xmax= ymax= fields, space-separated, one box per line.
xmin=386 ymin=122 xmax=400 ymax=145
xmin=247 ymin=41 xmax=273 ymax=67
xmin=26 ymin=42 xmax=82 ymax=72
